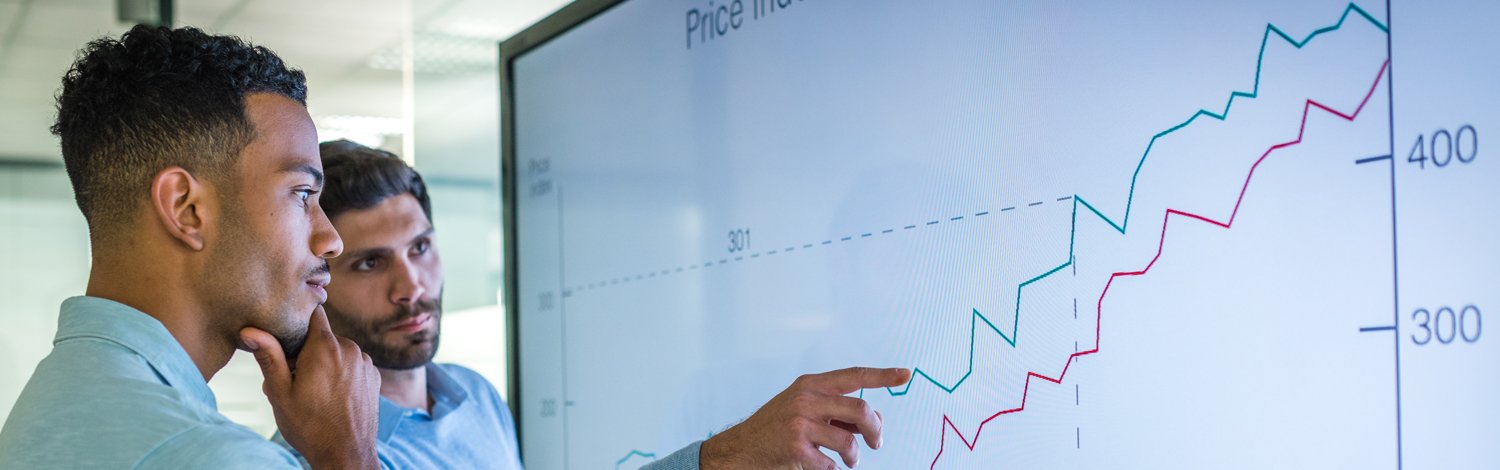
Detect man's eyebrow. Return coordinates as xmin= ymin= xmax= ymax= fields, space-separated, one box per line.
xmin=342 ymin=228 xmax=434 ymax=264
xmin=410 ymin=227 xmax=436 ymax=244
xmin=280 ymin=163 xmax=324 ymax=187
xmin=342 ymin=246 xmax=393 ymax=263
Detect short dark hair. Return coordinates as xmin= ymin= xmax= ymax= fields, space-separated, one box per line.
xmin=52 ymin=24 xmax=307 ymax=233
xmin=318 ymin=139 xmax=432 ymax=223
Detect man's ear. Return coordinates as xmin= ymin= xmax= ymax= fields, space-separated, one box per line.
xmin=149 ymin=166 xmax=210 ymax=251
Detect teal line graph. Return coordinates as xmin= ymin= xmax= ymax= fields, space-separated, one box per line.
xmin=615 ymin=449 xmax=657 ymax=470
xmin=879 ymin=2 xmax=1389 ymax=398
xmin=1081 ymin=2 xmax=1387 ymax=235
xmin=616 ymin=430 xmax=716 ymax=469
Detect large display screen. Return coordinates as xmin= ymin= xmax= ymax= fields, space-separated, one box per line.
xmin=504 ymin=0 xmax=1499 ymax=468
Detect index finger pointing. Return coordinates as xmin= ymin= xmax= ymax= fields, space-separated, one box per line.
xmin=807 ymin=367 xmax=913 ymax=394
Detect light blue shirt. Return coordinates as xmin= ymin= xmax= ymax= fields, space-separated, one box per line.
xmin=274 ymin=363 xmax=704 ymax=469
xmin=277 ymin=363 xmax=524 ymax=469
xmin=0 ymin=296 xmax=302 ymax=469
xmin=640 ymin=441 xmax=702 ymax=470
xmin=375 ymin=364 xmax=522 ymax=468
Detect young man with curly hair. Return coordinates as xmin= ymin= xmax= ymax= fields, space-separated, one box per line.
xmin=0 ymin=26 xmax=383 ymax=469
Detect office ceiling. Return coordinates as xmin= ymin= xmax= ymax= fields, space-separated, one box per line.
xmin=0 ymin=0 xmax=569 ymax=164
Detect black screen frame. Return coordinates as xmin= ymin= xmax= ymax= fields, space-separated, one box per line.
xmin=498 ymin=0 xmax=629 ymax=460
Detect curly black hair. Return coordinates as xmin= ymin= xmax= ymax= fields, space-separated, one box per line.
xmin=52 ymin=24 xmax=307 ymax=234
xmin=318 ymin=139 xmax=433 ymax=224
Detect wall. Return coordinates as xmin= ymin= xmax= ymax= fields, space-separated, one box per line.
xmin=0 ymin=166 xmax=90 ymax=427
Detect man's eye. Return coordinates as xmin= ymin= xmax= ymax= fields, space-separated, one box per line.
xmin=354 ymin=258 xmax=380 ymax=271
xmin=295 ymin=189 xmax=315 ymax=205
xmin=414 ymin=240 xmax=430 ymax=255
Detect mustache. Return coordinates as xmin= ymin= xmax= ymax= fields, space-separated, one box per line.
xmin=307 ymin=261 xmax=330 ymax=278
xmin=384 ymin=297 xmax=441 ymax=329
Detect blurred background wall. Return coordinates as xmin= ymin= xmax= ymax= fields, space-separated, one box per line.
xmin=0 ymin=0 xmax=573 ymax=436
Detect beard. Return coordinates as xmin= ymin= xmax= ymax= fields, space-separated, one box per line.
xmin=326 ymin=295 xmax=443 ymax=370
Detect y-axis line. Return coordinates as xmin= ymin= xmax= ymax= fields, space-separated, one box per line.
xmin=1384 ymin=0 xmax=1404 ymax=468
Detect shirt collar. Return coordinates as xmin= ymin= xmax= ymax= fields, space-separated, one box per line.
xmin=375 ymin=363 xmax=472 ymax=442
xmin=54 ymin=296 xmax=219 ymax=410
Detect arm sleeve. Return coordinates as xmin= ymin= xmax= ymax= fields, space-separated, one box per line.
xmin=137 ymin=424 xmax=302 ymax=469
xmin=639 ymin=441 xmax=702 ymax=470
xmin=268 ymin=430 xmax=314 ymax=470
xmin=144 ymin=425 xmax=396 ymax=470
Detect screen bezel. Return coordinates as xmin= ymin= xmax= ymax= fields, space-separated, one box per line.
xmin=498 ymin=0 xmax=629 ymax=459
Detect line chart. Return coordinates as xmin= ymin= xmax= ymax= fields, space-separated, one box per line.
xmin=614 ymin=450 xmax=656 ymax=470
xmin=510 ymin=0 xmax=1500 ymax=466
xmin=594 ymin=4 xmax=1396 ymax=468
xmin=926 ymin=58 xmax=1390 ymax=468
xmin=883 ymin=0 xmax=1390 ymax=399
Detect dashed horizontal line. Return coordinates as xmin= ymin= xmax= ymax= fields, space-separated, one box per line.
xmin=568 ymin=194 xmax=1072 ymax=292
